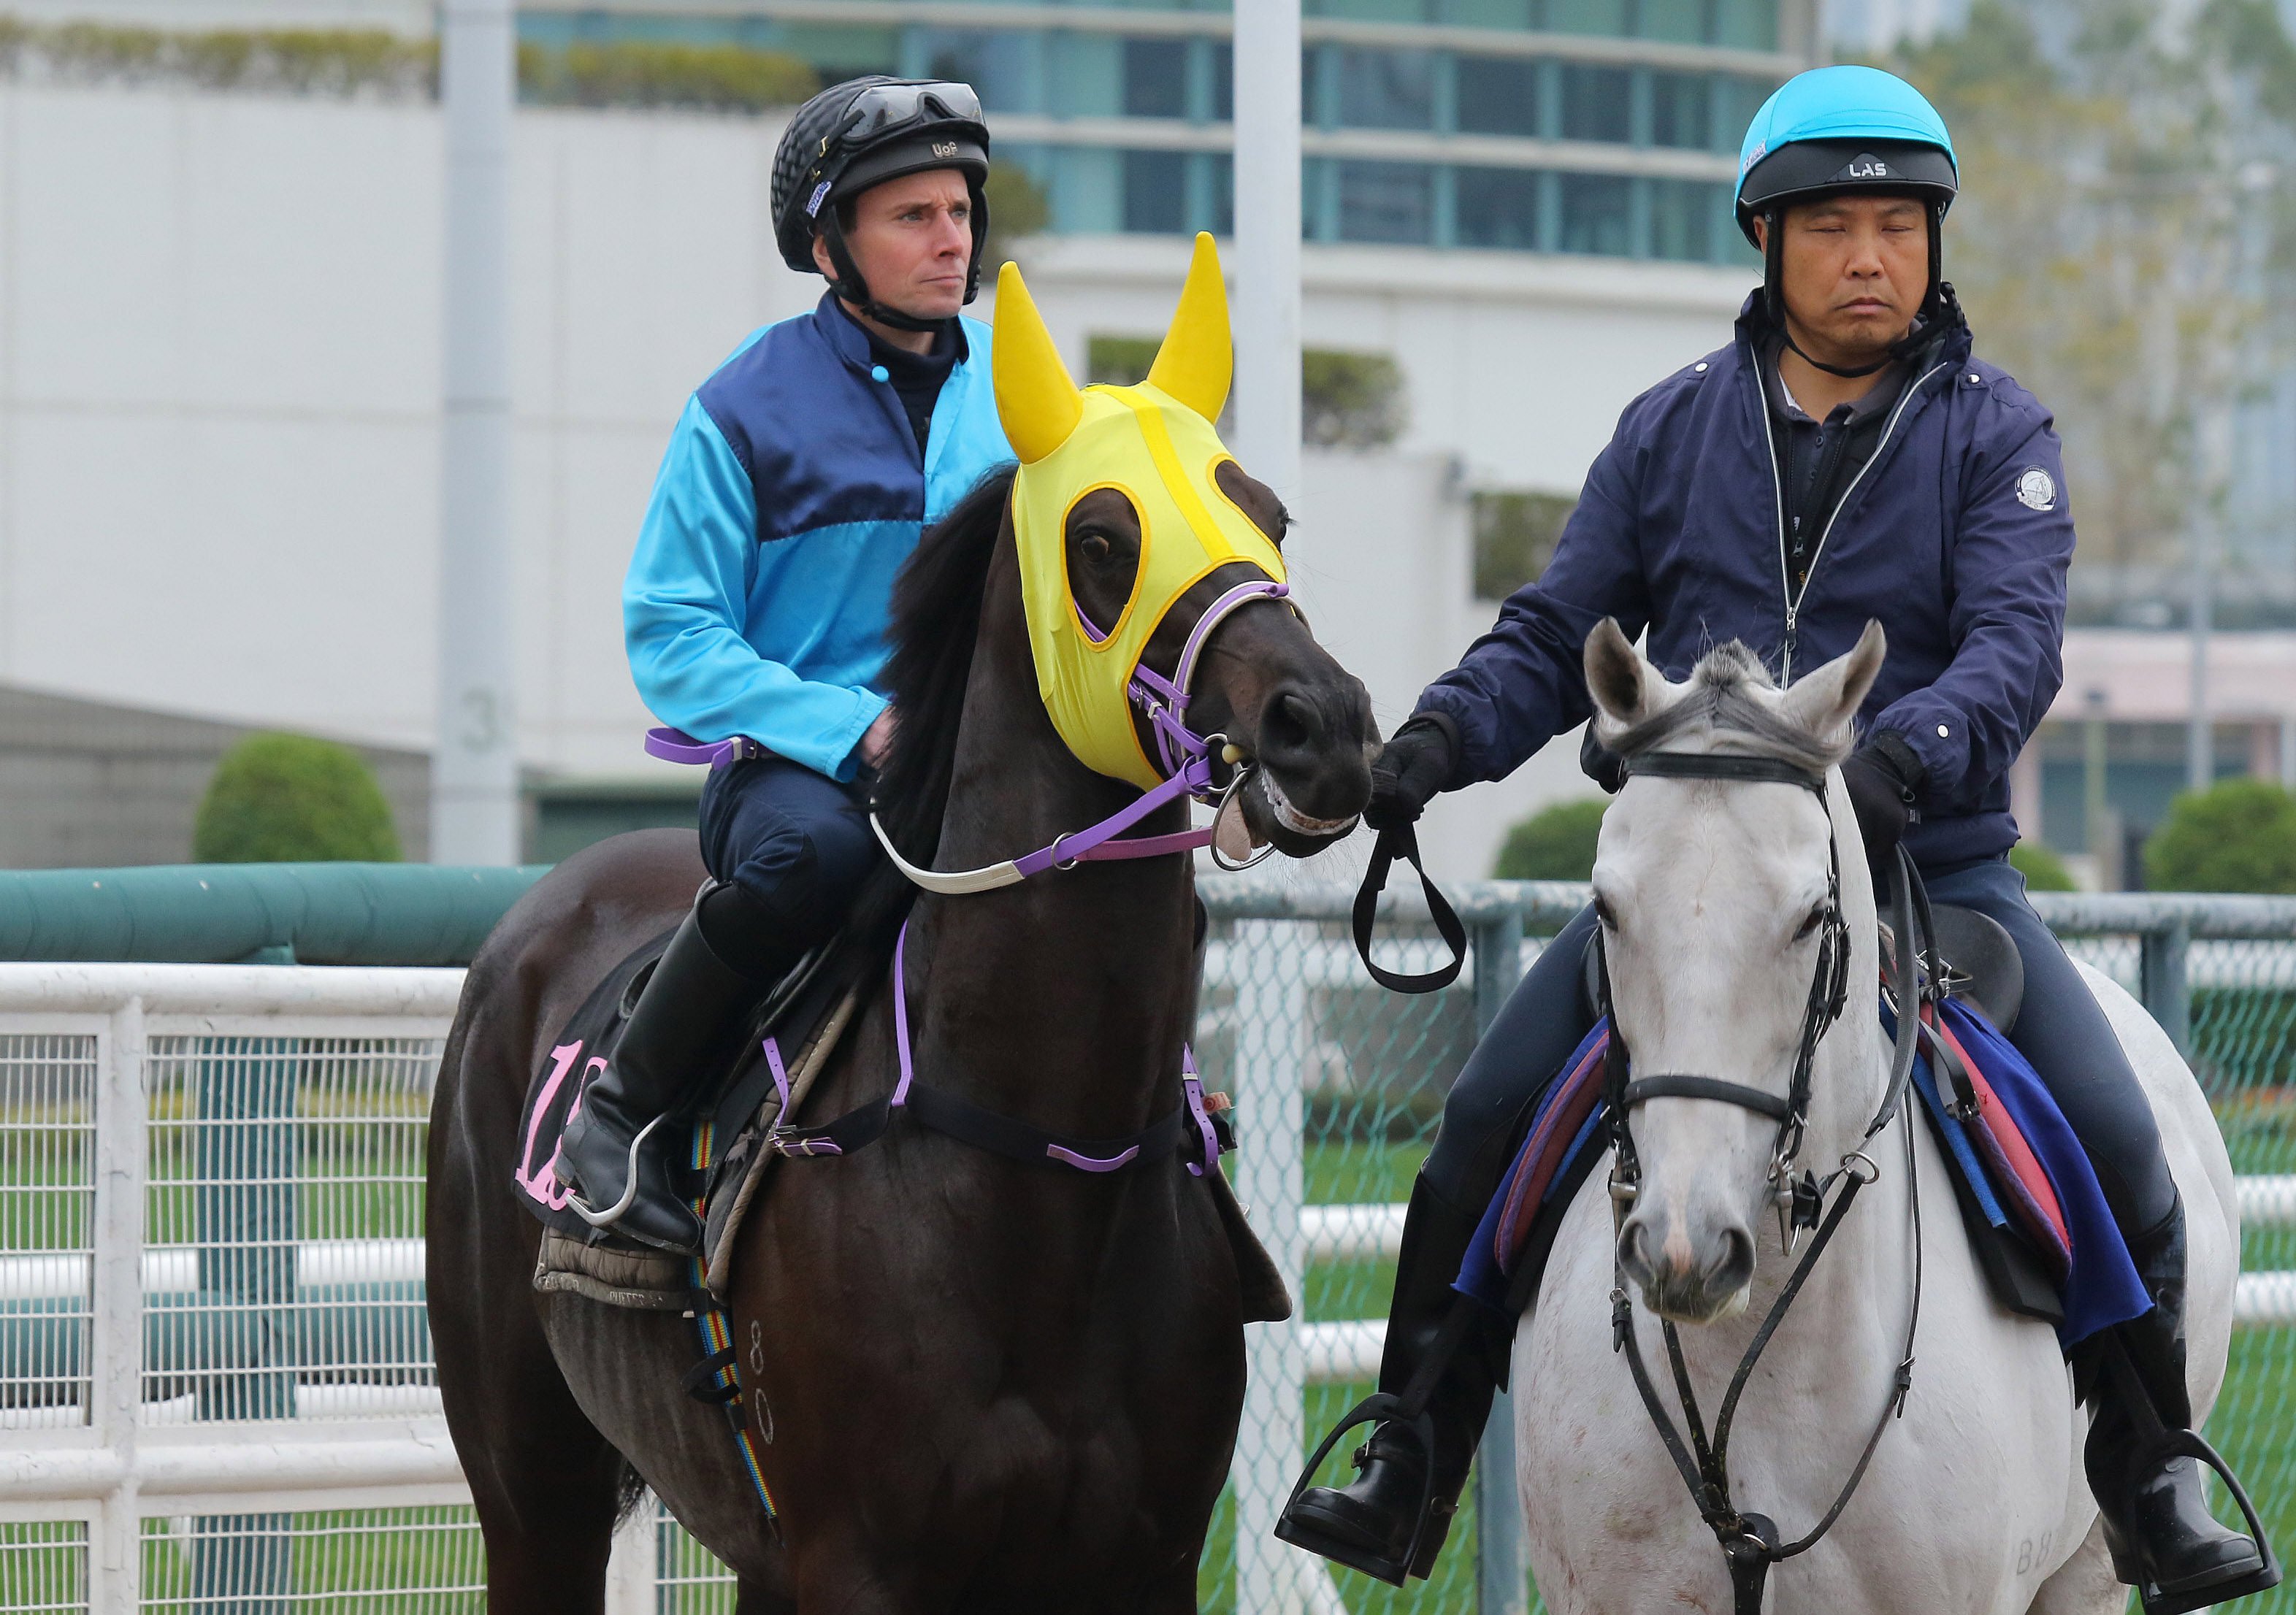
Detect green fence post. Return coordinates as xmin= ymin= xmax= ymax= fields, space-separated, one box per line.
xmin=191 ymin=1034 xmax=296 ymax=1614
xmin=1472 ymin=905 xmax=1529 ymax=1615
xmin=2140 ymin=920 xmax=2192 ymax=1059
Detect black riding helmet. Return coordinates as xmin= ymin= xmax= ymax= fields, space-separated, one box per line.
xmin=770 ymin=77 xmax=992 ymax=334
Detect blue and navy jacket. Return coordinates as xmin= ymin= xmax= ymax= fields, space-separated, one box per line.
xmin=1420 ymin=299 xmax=2071 ymax=870
xmin=624 ymin=292 xmax=1014 ymax=781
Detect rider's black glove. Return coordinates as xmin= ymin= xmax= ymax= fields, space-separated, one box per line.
xmin=1365 ymin=713 xmax=1458 ymax=832
xmin=1580 ymin=726 xmax=1626 ymax=794
xmin=1840 ymin=732 xmax=1924 ymax=870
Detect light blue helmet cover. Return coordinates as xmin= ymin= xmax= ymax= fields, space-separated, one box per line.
xmin=1737 ymin=65 xmax=1956 ymax=186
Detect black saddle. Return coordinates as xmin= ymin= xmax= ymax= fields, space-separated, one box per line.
xmin=1928 ymin=904 xmax=2023 ymax=1034
xmin=1577 ymin=902 xmax=2022 ymax=1034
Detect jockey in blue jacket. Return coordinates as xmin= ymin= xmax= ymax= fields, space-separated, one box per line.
xmin=553 ymin=78 xmax=1013 ymax=1254
xmin=1282 ymin=66 xmax=2274 ymax=1611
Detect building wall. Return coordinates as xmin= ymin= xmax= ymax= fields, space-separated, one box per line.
xmin=0 ymin=80 xmax=1742 ymax=874
xmin=0 ymin=683 xmax=428 ymax=868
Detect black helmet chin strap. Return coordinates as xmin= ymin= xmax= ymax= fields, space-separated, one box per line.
xmin=817 ymin=208 xmax=950 ymax=334
xmin=1765 ymin=200 xmax=1956 ymax=380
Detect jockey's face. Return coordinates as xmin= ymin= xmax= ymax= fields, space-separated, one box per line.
xmin=1758 ymin=194 xmax=1929 ymax=363
xmin=814 ymin=167 xmax=975 ymax=325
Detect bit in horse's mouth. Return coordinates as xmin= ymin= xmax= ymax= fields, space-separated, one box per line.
xmin=1259 ymin=769 xmax=1360 ymax=840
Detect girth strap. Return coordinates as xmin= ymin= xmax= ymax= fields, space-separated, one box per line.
xmin=763 ymin=916 xmax=1203 ymax=1175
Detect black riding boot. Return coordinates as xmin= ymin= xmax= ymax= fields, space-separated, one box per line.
xmin=2087 ymin=1195 xmax=2278 ymax=1614
xmin=554 ymin=900 xmax=765 ymax=1253
xmin=1277 ymin=1176 xmax=1504 ymax=1584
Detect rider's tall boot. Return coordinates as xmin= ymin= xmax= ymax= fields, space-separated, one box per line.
xmin=1276 ymin=1175 xmax=1505 ymax=1584
xmin=2088 ymin=1193 xmax=2278 ymax=1614
xmin=554 ymin=897 xmax=768 ymax=1253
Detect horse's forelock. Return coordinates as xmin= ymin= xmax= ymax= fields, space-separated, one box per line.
xmin=1605 ymin=639 xmax=1851 ymax=776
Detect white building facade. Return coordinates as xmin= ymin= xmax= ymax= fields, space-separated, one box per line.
xmin=0 ymin=73 xmax=1776 ymax=878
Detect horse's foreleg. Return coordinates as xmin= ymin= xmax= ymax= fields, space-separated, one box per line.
xmin=2024 ymin=1518 xmax=2123 ymax=1615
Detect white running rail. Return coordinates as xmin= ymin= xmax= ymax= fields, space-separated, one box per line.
xmin=6 ymin=937 xmax=2296 ymax=1615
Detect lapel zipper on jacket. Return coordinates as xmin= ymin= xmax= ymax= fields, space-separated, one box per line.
xmin=1769 ymin=360 xmax=1949 ymax=683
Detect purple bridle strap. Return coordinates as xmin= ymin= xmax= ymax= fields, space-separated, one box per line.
xmin=1009 ymin=753 xmax=1216 ymax=878
xmin=1181 ymin=1046 xmax=1221 ymax=1177
xmin=645 ymin=727 xmax=763 ymax=769
xmin=890 ymin=918 xmax=917 ymax=1108
xmin=1131 ymin=578 xmax=1292 ymax=778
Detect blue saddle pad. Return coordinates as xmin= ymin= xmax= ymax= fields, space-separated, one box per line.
xmin=1458 ymin=995 xmax=2150 ymax=1349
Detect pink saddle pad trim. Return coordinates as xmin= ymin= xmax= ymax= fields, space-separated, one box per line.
xmin=1931 ymin=1009 xmax=2071 ymax=1262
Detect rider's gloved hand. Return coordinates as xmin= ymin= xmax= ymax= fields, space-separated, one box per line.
xmin=1580 ymin=726 xmax=1626 ymax=794
xmin=1840 ymin=732 xmax=1924 ymax=869
xmin=1366 ymin=713 xmax=1458 ymax=832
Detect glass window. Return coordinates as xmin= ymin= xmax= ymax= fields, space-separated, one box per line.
xmin=1447 ymin=0 xmax=1535 ymax=26
xmin=1649 ymin=72 xmax=1711 ymax=150
xmin=1546 ymin=0 xmax=1629 ymax=35
xmin=1336 ymin=47 xmax=1435 ymax=129
xmin=1122 ymin=37 xmax=1187 ymax=118
xmin=916 ymin=29 xmax=1037 ymax=115
xmin=1561 ymin=64 xmax=1631 ymax=143
xmin=1200 ymin=152 xmax=1235 ymax=237
xmin=1558 ymin=172 xmax=1631 ymax=255
xmin=1455 ymin=166 xmax=1543 ymax=250
xmin=1637 ymin=0 xmax=1710 ymax=42
xmin=1457 ymin=56 xmax=1540 ymax=137
xmin=1337 ymin=160 xmax=1435 ymax=243
xmin=1717 ymin=75 xmax=1779 ymax=153
xmin=1714 ymin=0 xmax=1778 ymax=50
xmin=1649 ymin=178 xmax=1713 ymax=261
xmin=1123 ymin=149 xmax=1187 ymax=234
xmin=1210 ymin=41 xmax=1233 ymax=121
xmin=1309 ymin=0 xmax=1431 ymax=20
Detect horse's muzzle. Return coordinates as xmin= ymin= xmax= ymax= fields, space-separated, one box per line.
xmin=1618 ymin=1210 xmax=1756 ymax=1323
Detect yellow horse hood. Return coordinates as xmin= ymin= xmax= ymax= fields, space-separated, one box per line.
xmin=992 ymin=234 xmax=1287 ymax=791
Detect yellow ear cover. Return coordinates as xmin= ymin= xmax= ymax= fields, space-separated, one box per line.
xmin=1144 ymin=233 xmax=1232 ymax=423
xmin=992 ymin=261 xmax=1083 ymax=464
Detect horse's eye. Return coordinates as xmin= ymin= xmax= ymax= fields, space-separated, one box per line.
xmin=1794 ymin=905 xmax=1826 ymax=940
xmin=1079 ymin=532 xmax=1111 ymax=565
xmin=1593 ymin=897 xmax=1618 ymax=930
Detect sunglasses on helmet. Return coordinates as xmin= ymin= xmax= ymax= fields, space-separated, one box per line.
xmin=837 ymin=80 xmax=984 ymax=144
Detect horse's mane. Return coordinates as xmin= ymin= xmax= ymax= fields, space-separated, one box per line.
xmin=1606 ymin=640 xmax=1853 ymax=775
xmin=833 ymin=461 xmax=1018 ymax=958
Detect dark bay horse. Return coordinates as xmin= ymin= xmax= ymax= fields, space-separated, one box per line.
xmin=427 ymin=292 xmax=1374 ymax=1611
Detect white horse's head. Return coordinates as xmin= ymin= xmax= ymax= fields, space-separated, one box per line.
xmin=1584 ymin=618 xmax=1886 ymax=1324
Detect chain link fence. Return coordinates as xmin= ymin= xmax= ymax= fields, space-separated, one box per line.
xmin=4 ymin=887 xmax=2296 ymax=1614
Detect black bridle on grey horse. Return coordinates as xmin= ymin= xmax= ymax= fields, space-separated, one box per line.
xmin=1599 ymin=750 xmax=1928 ymax=1615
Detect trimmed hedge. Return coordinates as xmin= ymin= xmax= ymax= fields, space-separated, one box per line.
xmin=1493 ymin=798 xmax=1607 ymax=881
xmin=2009 ymin=840 xmax=2078 ymax=892
xmin=0 ymin=20 xmax=822 ymax=112
xmin=2146 ymin=778 xmax=2296 ymax=894
xmin=193 ymin=732 xmax=402 ymax=864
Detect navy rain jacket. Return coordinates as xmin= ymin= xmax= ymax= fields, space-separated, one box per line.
xmin=1417 ymin=298 xmax=2072 ymax=870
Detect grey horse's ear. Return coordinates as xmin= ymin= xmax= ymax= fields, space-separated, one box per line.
xmin=1583 ymin=618 xmax=1658 ymax=732
xmin=1779 ymin=619 xmax=1887 ymax=743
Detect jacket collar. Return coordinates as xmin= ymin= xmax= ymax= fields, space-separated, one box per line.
xmin=1731 ymin=291 xmax=1974 ymax=381
xmin=811 ymin=289 xmax=970 ymax=375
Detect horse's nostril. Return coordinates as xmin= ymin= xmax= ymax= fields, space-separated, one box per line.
xmin=1618 ymin=1219 xmax=1653 ymax=1281
xmin=1706 ymin=1226 xmax=1756 ymax=1294
xmin=1263 ymin=688 xmax=1325 ymax=758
